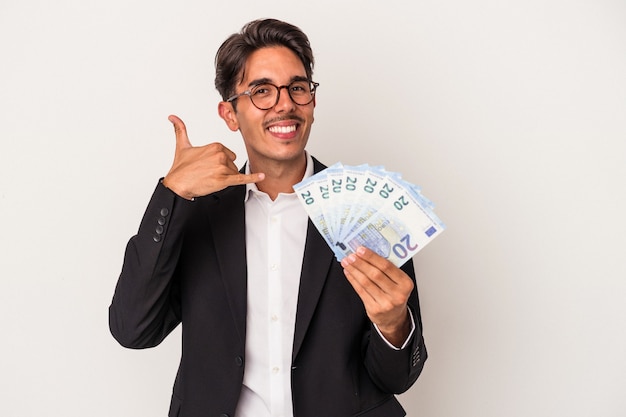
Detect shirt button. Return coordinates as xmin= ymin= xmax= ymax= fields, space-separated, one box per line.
xmin=270 ymin=264 xmax=278 ymax=271
xmin=272 ymin=367 xmax=279 ymax=374
xmin=271 ymin=314 xmax=278 ymax=322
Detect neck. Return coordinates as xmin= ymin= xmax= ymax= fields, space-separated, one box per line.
xmin=249 ymin=153 xmax=307 ymax=200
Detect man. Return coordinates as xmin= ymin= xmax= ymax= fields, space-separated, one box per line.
xmin=109 ymin=18 xmax=427 ymax=417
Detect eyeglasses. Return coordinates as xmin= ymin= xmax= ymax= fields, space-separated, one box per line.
xmin=226 ymin=80 xmax=319 ymax=110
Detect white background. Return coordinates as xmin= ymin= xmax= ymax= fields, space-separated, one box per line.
xmin=1 ymin=0 xmax=625 ymax=416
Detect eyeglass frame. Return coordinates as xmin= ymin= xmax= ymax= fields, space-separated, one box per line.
xmin=225 ymin=79 xmax=320 ymax=110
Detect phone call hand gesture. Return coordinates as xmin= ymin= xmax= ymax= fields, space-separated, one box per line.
xmin=162 ymin=115 xmax=264 ymax=200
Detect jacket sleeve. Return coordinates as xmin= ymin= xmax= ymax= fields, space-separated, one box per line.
xmin=108 ymin=181 xmax=192 ymax=349
xmin=362 ymin=259 xmax=428 ymax=394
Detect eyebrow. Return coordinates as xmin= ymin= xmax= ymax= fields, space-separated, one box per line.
xmin=247 ymin=75 xmax=309 ymax=88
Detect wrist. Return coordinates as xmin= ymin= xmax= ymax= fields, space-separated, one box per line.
xmin=376 ymin=310 xmax=411 ymax=348
xmin=162 ymin=177 xmax=195 ymax=201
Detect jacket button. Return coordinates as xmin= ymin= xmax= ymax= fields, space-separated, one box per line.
xmin=160 ymin=208 xmax=169 ymax=217
xmin=219 ymin=414 xmax=230 ymax=417
xmin=152 ymin=234 xmax=162 ymax=243
xmin=235 ymin=356 xmax=244 ymax=367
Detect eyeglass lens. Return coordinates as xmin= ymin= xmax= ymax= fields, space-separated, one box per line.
xmin=250 ymin=81 xmax=315 ymax=109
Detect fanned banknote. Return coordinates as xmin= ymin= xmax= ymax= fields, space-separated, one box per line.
xmin=293 ymin=164 xmax=445 ymax=267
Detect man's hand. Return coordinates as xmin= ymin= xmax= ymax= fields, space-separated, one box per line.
xmin=162 ymin=115 xmax=265 ymax=200
xmin=341 ymin=246 xmax=414 ymax=347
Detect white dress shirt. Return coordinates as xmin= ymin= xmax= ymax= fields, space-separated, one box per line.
xmin=235 ymin=155 xmax=313 ymax=417
xmin=235 ymin=153 xmax=415 ymax=416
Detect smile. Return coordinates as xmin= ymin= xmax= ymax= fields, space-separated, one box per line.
xmin=268 ymin=125 xmax=297 ymax=134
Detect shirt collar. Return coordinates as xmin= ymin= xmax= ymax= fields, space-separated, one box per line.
xmin=244 ymin=152 xmax=314 ymax=203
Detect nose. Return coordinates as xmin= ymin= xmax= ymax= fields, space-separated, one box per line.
xmin=273 ymin=86 xmax=297 ymax=112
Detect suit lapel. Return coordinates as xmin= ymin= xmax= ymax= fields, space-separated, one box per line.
xmin=205 ymin=185 xmax=248 ymax=345
xmin=292 ymin=220 xmax=335 ymax=360
xmin=292 ymin=156 xmax=336 ymax=360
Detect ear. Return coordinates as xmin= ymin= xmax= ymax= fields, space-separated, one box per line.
xmin=218 ymin=101 xmax=239 ymax=131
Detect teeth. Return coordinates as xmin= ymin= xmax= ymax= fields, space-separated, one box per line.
xmin=269 ymin=125 xmax=296 ymax=134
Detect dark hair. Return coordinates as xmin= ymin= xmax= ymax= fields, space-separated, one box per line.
xmin=214 ymin=18 xmax=314 ymax=101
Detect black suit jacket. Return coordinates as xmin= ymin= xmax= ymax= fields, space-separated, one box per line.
xmin=109 ymin=157 xmax=427 ymax=417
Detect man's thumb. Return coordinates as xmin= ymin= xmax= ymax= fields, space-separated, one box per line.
xmin=168 ymin=114 xmax=192 ymax=149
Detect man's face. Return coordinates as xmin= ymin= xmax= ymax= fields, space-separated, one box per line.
xmin=219 ymin=46 xmax=315 ymax=169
